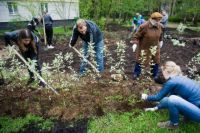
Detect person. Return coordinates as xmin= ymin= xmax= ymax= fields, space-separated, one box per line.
xmin=4 ymin=30 xmax=20 ymax=46
xmin=69 ymin=19 xmax=104 ymax=75
xmin=27 ymin=17 xmax=40 ymax=33
xmin=4 ymin=29 xmax=45 ymax=87
xmin=160 ymin=10 xmax=168 ymax=29
xmin=42 ymin=11 xmax=54 ymax=49
xmin=160 ymin=10 xmax=169 ymax=37
xmin=135 ymin=13 xmax=145 ymax=32
xmin=131 ymin=15 xmax=138 ymax=32
xmin=131 ymin=12 xmax=163 ymax=80
xmin=141 ymin=61 xmax=200 ymax=129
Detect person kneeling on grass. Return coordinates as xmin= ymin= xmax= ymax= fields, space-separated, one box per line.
xmin=69 ymin=19 xmax=104 ymax=76
xmin=4 ymin=29 xmax=45 ymax=87
xmin=141 ymin=61 xmax=200 ymax=129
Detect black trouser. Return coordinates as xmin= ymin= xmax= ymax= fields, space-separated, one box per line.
xmin=45 ymin=25 xmax=53 ymax=45
xmin=23 ymin=46 xmax=42 ymax=79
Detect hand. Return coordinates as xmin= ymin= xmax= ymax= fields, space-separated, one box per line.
xmin=69 ymin=43 xmax=74 ymax=48
xmin=141 ymin=93 xmax=148 ymax=100
xmin=144 ymin=107 xmax=158 ymax=112
xmin=159 ymin=41 xmax=163 ymax=48
xmin=132 ymin=44 xmax=137 ymax=52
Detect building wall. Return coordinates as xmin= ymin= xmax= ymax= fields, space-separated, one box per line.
xmin=0 ymin=0 xmax=79 ymax=22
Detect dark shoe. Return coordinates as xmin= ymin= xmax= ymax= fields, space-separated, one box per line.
xmin=157 ymin=121 xmax=179 ymax=129
xmin=0 ymin=78 xmax=5 ymax=85
xmin=27 ymin=78 xmax=35 ymax=85
xmin=39 ymin=81 xmax=46 ymax=87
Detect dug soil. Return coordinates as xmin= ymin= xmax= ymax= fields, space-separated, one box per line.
xmin=0 ymin=24 xmax=200 ymax=132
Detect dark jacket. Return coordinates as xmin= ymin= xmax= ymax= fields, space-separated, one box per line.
xmin=70 ymin=20 xmax=103 ymax=46
xmin=27 ymin=17 xmax=39 ymax=33
xmin=43 ymin=14 xmax=53 ymax=26
xmin=4 ymin=30 xmax=20 ymax=45
xmin=4 ymin=30 xmax=39 ymax=55
xmin=147 ymin=76 xmax=200 ymax=108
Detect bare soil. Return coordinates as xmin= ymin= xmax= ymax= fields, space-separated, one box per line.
xmin=0 ymin=24 xmax=200 ymax=132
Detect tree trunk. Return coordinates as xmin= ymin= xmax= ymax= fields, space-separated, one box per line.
xmin=170 ymin=0 xmax=176 ymax=16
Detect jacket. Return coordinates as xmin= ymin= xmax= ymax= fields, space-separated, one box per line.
xmin=147 ymin=76 xmax=200 ymax=108
xmin=133 ymin=20 xmax=163 ymax=66
xmin=70 ymin=20 xmax=103 ymax=46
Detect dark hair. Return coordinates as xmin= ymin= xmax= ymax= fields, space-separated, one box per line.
xmin=33 ymin=17 xmax=39 ymax=25
xmin=18 ymin=29 xmax=37 ymax=53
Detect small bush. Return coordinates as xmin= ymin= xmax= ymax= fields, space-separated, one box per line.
xmin=169 ymin=16 xmax=182 ymax=23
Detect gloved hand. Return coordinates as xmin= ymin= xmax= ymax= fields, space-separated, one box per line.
xmin=132 ymin=44 xmax=137 ymax=52
xmin=69 ymin=43 xmax=74 ymax=48
xmin=141 ymin=93 xmax=148 ymax=100
xmin=159 ymin=41 xmax=163 ymax=48
xmin=144 ymin=107 xmax=158 ymax=112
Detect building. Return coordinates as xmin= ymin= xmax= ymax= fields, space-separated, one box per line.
xmin=0 ymin=0 xmax=79 ymax=29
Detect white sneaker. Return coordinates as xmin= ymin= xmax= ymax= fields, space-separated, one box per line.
xmin=47 ymin=45 xmax=54 ymax=49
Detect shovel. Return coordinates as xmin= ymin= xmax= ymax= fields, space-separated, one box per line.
xmin=71 ymin=47 xmax=100 ymax=74
xmin=11 ymin=47 xmax=59 ymax=95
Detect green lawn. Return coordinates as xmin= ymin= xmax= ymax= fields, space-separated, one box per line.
xmin=0 ymin=26 xmax=72 ymax=36
xmin=0 ymin=114 xmax=53 ymax=133
xmin=88 ymin=109 xmax=200 ymax=133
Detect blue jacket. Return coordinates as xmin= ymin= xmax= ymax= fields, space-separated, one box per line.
xmin=69 ymin=20 xmax=103 ymax=46
xmin=147 ymin=76 xmax=200 ymax=107
xmin=43 ymin=14 xmax=53 ymax=26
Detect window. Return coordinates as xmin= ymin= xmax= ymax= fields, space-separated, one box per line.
xmin=41 ymin=3 xmax=48 ymax=13
xmin=7 ymin=2 xmax=18 ymax=15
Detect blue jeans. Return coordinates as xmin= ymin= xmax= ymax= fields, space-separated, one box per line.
xmin=80 ymin=40 xmax=104 ymax=75
xmin=158 ymin=95 xmax=200 ymax=124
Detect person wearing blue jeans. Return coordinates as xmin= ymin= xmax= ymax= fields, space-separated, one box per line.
xmin=141 ymin=61 xmax=200 ymax=129
xmin=80 ymin=40 xmax=104 ymax=75
xmin=69 ymin=19 xmax=104 ymax=75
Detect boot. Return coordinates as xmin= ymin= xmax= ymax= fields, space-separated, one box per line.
xmin=132 ymin=63 xmax=141 ymax=80
xmin=27 ymin=78 xmax=35 ymax=85
xmin=39 ymin=81 xmax=46 ymax=87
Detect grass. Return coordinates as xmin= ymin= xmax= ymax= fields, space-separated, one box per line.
xmin=0 ymin=26 xmax=72 ymax=37
xmin=0 ymin=114 xmax=54 ymax=133
xmin=188 ymin=27 xmax=200 ymax=32
xmin=88 ymin=109 xmax=200 ymax=133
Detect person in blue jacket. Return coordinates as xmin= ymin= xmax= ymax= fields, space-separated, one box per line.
xmin=4 ymin=29 xmax=45 ymax=87
xmin=141 ymin=61 xmax=200 ymax=129
xmin=42 ymin=11 xmax=54 ymax=49
xmin=69 ymin=19 xmax=104 ymax=75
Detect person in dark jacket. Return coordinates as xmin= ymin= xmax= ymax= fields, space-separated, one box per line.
xmin=4 ymin=30 xmax=20 ymax=46
xmin=42 ymin=11 xmax=54 ymax=49
xmin=69 ymin=19 xmax=104 ymax=75
xmin=4 ymin=29 xmax=45 ymax=87
xmin=27 ymin=17 xmax=40 ymax=33
xmin=141 ymin=61 xmax=200 ymax=129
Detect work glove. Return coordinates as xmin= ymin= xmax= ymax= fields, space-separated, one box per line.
xmin=141 ymin=93 xmax=148 ymax=100
xmin=159 ymin=41 xmax=163 ymax=48
xmin=144 ymin=107 xmax=158 ymax=112
xmin=69 ymin=43 xmax=74 ymax=48
xmin=132 ymin=44 xmax=137 ymax=52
